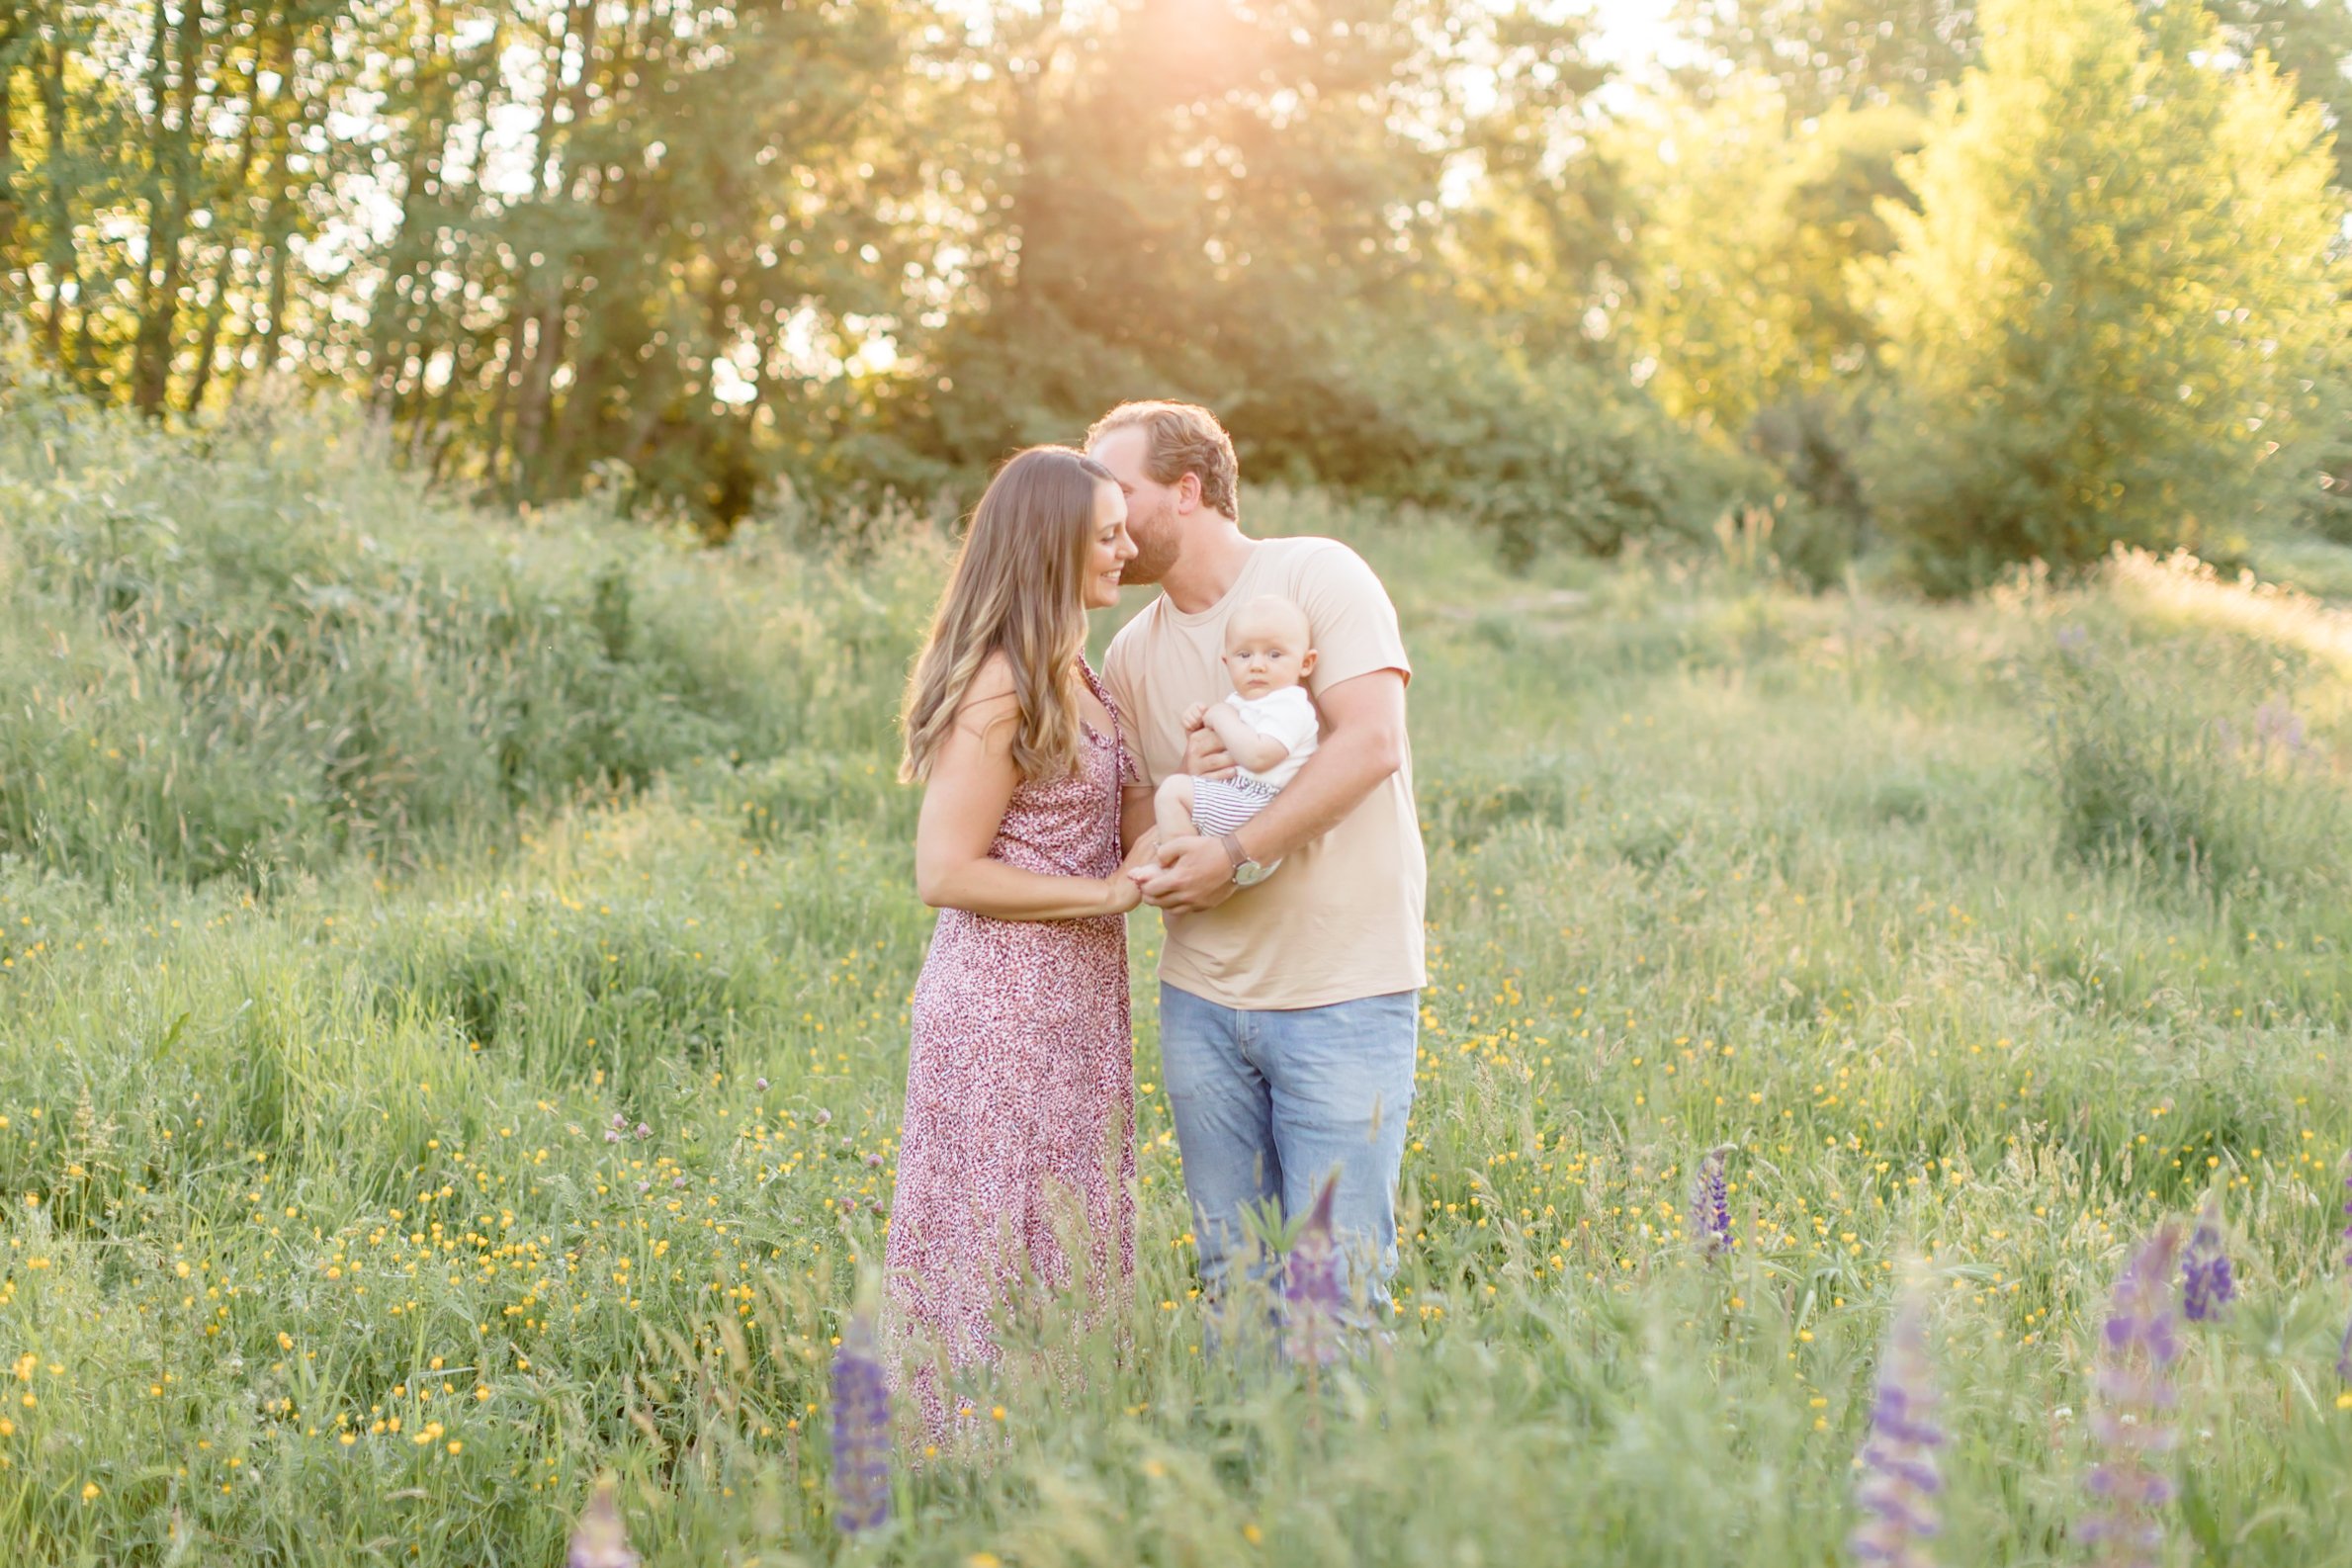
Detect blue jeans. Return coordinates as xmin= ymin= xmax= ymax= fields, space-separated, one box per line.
xmin=1158 ymin=983 xmax=1420 ymax=1317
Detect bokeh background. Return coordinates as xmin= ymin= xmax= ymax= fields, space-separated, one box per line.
xmin=6 ymin=0 xmax=2351 ymax=590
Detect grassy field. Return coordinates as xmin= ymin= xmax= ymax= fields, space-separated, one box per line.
xmin=3 ymin=381 xmax=2352 ymax=1566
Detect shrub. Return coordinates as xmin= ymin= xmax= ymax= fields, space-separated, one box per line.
xmin=2038 ymin=627 xmax=2345 ymax=895
xmin=1411 ymin=353 xmax=1773 ymax=567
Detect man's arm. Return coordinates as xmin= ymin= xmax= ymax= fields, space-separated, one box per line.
xmin=1134 ymin=668 xmax=1406 ymax=915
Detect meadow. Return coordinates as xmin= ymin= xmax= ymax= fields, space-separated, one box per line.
xmin=3 ymin=382 xmax=2352 ymax=1567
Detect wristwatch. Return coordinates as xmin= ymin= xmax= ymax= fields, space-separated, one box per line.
xmin=1219 ymin=832 xmax=1271 ymax=888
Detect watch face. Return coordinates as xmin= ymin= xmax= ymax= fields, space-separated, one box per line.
xmin=1233 ymin=861 xmax=1271 ymax=888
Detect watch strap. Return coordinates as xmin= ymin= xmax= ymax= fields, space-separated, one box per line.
xmin=1217 ymin=831 xmax=1250 ymax=872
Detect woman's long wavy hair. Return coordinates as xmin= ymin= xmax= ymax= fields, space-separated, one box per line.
xmin=901 ymin=446 xmax=1117 ymax=786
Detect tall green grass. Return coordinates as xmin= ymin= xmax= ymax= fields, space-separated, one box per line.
xmin=1 ymin=391 xmax=2350 ymax=1565
xmin=0 ymin=368 xmax=923 ymax=888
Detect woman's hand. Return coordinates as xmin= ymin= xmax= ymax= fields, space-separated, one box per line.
xmin=1096 ymin=870 xmax=1144 ymax=916
xmin=1089 ymin=830 xmax=1163 ymax=915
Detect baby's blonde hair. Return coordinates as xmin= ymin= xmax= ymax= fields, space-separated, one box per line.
xmin=1224 ymin=594 xmax=1313 ymax=652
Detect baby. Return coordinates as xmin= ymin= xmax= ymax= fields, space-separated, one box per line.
xmin=1154 ymin=595 xmax=1321 ymax=864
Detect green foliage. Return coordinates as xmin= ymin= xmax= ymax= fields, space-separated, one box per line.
xmin=1862 ymin=0 xmax=2350 ymax=594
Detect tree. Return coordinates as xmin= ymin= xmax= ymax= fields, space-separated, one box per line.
xmin=1679 ymin=0 xmax=2352 ymax=184
xmin=899 ymin=0 xmax=1634 ymax=505
xmin=1627 ymin=91 xmax=1919 ymax=440
xmin=1862 ymin=0 xmax=2348 ymax=592
xmin=2206 ymin=0 xmax=2352 ymax=185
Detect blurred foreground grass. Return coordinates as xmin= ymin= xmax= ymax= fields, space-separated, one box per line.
xmin=1 ymin=386 xmax=2350 ymax=1565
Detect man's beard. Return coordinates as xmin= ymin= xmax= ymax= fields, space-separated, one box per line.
xmin=1120 ymin=522 xmax=1180 ymax=586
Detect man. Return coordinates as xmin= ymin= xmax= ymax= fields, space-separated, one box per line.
xmin=1089 ymin=399 xmax=1427 ymax=1322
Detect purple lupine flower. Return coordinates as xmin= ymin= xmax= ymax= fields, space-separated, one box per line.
xmin=755 ymin=1077 xmax=768 ymax=1091
xmin=1283 ymin=1173 xmax=1346 ymax=1366
xmin=2180 ymin=1199 xmax=2234 ymax=1323
xmin=1688 ymin=1145 xmax=1732 ymax=1259
xmin=2251 ymin=697 xmax=2308 ymax=756
xmin=829 ymin=1309 xmax=892 ymax=1534
xmin=2082 ymin=1224 xmax=2185 ymax=1568
xmin=2336 ymin=1171 xmax=2352 ymax=1381
xmin=566 ymin=1474 xmax=639 ymax=1568
xmin=1849 ymin=1296 xmax=1945 ymax=1568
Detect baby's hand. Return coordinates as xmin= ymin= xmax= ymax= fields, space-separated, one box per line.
xmin=1179 ymin=702 xmax=1209 ymax=731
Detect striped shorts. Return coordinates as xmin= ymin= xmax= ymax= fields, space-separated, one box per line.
xmin=1189 ymin=775 xmax=1279 ymax=837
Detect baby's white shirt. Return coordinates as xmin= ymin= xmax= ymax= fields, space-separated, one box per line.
xmin=1226 ymin=685 xmax=1320 ymax=790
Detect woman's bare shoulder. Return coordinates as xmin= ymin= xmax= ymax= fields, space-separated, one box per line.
xmin=961 ymin=651 xmax=1019 ymax=708
xmin=950 ymin=652 xmax=1021 ymax=741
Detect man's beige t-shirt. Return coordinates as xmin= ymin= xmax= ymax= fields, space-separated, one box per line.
xmin=1104 ymin=536 xmax=1427 ymax=1011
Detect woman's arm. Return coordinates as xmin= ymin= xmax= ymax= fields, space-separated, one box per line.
xmin=915 ymin=657 xmax=1141 ymax=920
xmin=1121 ymin=784 xmax=1160 ymax=854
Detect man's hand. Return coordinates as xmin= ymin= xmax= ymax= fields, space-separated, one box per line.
xmin=1183 ymin=724 xmax=1237 ymax=780
xmin=1135 ymin=833 xmax=1237 ymax=915
xmin=1119 ymin=828 xmax=1162 ymax=877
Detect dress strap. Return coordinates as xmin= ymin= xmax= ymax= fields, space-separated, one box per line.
xmin=1078 ymin=658 xmax=1138 ymax=784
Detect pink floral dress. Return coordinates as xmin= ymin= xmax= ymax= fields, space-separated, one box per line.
xmin=882 ymin=663 xmax=1138 ymax=1439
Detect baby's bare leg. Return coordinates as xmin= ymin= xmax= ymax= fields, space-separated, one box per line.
xmin=1155 ymin=774 xmax=1199 ymax=843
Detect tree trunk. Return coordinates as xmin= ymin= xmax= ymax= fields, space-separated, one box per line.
xmin=480 ymin=319 xmax=516 ymax=489
xmin=37 ymin=35 xmax=73 ymax=365
xmin=184 ymin=24 xmax=275 ymax=412
xmin=241 ymin=19 xmax=314 ymax=392
xmin=364 ymin=121 xmax=443 ymax=410
xmin=509 ymin=0 xmax=599 ymax=497
xmin=254 ymin=231 xmax=290 ymax=376
xmin=131 ymin=0 xmax=204 ymax=416
xmin=511 ymin=287 xmax=572 ymax=495
xmin=0 ymin=12 xmax=21 ymax=268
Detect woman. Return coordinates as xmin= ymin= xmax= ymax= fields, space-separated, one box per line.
xmin=884 ymin=445 xmax=1147 ymax=1439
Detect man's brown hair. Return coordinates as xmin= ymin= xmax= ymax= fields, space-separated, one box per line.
xmin=1085 ymin=400 xmax=1240 ymax=521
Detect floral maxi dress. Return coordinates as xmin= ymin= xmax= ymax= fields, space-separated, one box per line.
xmin=882 ymin=664 xmax=1138 ymax=1437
